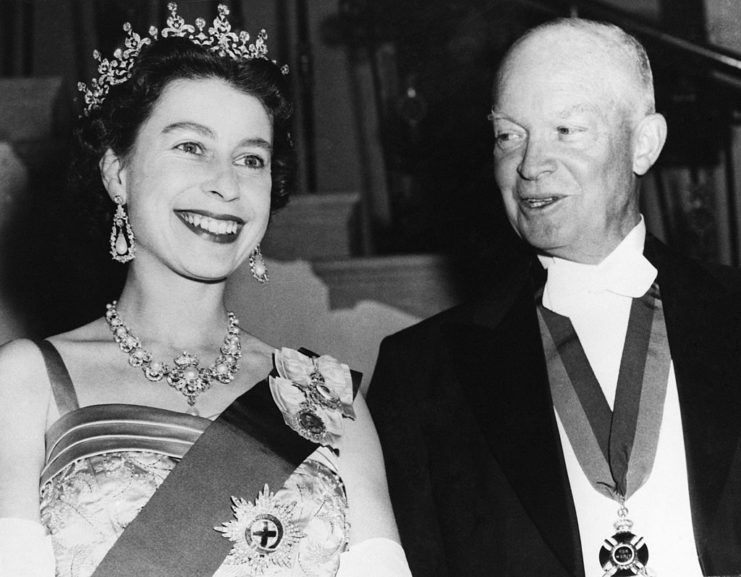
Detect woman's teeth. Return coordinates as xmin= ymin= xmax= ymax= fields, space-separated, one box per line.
xmin=181 ymin=212 xmax=239 ymax=235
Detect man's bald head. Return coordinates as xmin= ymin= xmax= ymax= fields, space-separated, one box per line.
xmin=495 ymin=18 xmax=656 ymax=126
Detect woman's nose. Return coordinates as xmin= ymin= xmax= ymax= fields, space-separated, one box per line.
xmin=203 ymin=159 xmax=239 ymax=201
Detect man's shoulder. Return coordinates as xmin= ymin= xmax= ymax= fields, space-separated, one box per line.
xmin=693 ymin=258 xmax=741 ymax=290
xmin=382 ymin=300 xmax=477 ymax=347
xmin=647 ymin=235 xmax=741 ymax=294
xmin=380 ymin=268 xmax=533 ymax=353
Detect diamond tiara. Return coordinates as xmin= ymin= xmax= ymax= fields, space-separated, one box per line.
xmin=77 ymin=2 xmax=288 ymax=114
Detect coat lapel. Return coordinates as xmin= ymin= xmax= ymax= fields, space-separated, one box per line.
xmin=442 ymin=257 xmax=583 ymax=577
xmin=646 ymin=238 xmax=741 ymax=566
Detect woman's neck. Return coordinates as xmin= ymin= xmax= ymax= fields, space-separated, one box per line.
xmin=112 ymin=267 xmax=233 ymax=352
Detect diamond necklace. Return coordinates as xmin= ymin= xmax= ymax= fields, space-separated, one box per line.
xmin=104 ymin=301 xmax=242 ymax=416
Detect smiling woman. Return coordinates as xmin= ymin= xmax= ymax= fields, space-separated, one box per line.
xmin=99 ymin=77 xmax=274 ymax=281
xmin=0 ymin=4 xmax=411 ymax=577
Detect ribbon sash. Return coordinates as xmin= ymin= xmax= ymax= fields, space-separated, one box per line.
xmin=537 ymin=286 xmax=671 ymax=502
xmin=90 ymin=380 xmax=316 ymax=577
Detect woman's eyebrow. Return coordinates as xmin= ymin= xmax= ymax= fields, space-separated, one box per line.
xmin=162 ymin=122 xmax=273 ymax=151
xmin=162 ymin=121 xmax=214 ymax=137
xmin=237 ymin=137 xmax=273 ymax=152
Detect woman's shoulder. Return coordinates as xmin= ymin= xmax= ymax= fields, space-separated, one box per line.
xmin=0 ymin=338 xmax=54 ymax=425
xmin=48 ymin=316 xmax=110 ymax=346
xmin=0 ymin=339 xmax=53 ymax=519
xmin=44 ymin=318 xmax=116 ymax=374
xmin=237 ymin=326 xmax=274 ymax=357
xmin=0 ymin=337 xmax=48 ymax=380
xmin=0 ymin=320 xmax=108 ymax=413
xmin=0 ymin=317 xmax=107 ymax=366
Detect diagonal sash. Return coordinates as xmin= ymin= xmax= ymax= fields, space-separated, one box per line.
xmin=91 ymin=379 xmax=316 ymax=576
xmin=537 ymin=285 xmax=671 ymax=502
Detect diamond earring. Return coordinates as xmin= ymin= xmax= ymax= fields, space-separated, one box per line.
xmin=110 ymin=195 xmax=135 ymax=263
xmin=249 ymin=245 xmax=268 ymax=283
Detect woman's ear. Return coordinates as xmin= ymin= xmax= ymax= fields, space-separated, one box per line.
xmin=99 ymin=148 xmax=127 ymax=202
xmin=632 ymin=113 xmax=667 ymax=176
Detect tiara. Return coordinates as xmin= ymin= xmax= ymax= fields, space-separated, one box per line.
xmin=77 ymin=2 xmax=288 ymax=114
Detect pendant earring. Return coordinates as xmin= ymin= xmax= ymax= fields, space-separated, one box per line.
xmin=249 ymin=245 xmax=269 ymax=283
xmin=110 ymin=195 xmax=135 ymax=263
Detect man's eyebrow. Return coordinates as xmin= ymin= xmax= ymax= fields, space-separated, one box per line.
xmin=557 ymin=104 xmax=600 ymax=119
xmin=488 ymin=110 xmax=515 ymax=122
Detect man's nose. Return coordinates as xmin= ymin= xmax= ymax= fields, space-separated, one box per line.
xmin=517 ymin=138 xmax=556 ymax=181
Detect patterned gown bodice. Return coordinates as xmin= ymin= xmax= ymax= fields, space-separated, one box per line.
xmin=36 ymin=343 xmax=351 ymax=577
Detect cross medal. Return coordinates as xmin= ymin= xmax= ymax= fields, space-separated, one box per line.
xmin=599 ymin=504 xmax=650 ymax=576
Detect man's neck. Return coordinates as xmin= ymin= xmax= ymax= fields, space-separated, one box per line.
xmin=538 ymin=217 xmax=646 ymax=270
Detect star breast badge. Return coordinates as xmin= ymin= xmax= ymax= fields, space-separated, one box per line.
xmin=215 ymin=485 xmax=305 ymax=575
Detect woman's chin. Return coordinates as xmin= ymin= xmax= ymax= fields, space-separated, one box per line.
xmin=175 ymin=263 xmax=235 ymax=284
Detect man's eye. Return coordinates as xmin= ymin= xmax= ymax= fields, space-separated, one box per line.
xmin=176 ymin=142 xmax=203 ymax=155
xmin=495 ymin=131 xmax=523 ymax=150
xmin=556 ymin=126 xmax=585 ymax=138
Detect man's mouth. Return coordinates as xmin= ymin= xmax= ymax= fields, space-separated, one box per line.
xmin=175 ymin=210 xmax=244 ymax=243
xmin=520 ymin=196 xmax=560 ymax=209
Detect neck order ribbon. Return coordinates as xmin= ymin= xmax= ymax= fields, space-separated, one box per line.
xmin=537 ymin=284 xmax=671 ymax=502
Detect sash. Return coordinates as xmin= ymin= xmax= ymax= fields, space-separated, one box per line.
xmin=91 ymin=352 xmax=361 ymax=576
xmin=537 ymin=285 xmax=671 ymax=502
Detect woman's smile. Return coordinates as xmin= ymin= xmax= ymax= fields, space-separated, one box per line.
xmin=175 ymin=209 xmax=245 ymax=244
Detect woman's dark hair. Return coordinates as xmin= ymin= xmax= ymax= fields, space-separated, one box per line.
xmin=70 ymin=36 xmax=295 ymax=236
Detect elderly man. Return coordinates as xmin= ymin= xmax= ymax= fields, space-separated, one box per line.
xmin=368 ymin=18 xmax=741 ymax=577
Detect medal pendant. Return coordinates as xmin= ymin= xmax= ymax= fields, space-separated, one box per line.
xmin=599 ymin=530 xmax=649 ymax=576
xmin=599 ymin=506 xmax=649 ymax=577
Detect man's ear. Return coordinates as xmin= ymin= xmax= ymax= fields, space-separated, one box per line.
xmin=99 ymin=148 xmax=127 ymax=202
xmin=632 ymin=113 xmax=667 ymax=176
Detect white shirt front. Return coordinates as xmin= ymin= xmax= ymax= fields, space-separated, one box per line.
xmin=539 ymin=220 xmax=703 ymax=577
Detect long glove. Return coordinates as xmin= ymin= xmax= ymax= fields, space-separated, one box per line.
xmin=337 ymin=538 xmax=412 ymax=577
xmin=0 ymin=518 xmax=55 ymax=577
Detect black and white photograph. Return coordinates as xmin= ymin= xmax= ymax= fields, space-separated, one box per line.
xmin=1 ymin=1 xmax=741 ymax=575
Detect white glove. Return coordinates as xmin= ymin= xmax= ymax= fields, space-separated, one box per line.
xmin=0 ymin=518 xmax=55 ymax=577
xmin=337 ymin=538 xmax=412 ymax=577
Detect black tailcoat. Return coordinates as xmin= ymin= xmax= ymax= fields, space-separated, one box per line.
xmin=368 ymin=237 xmax=741 ymax=576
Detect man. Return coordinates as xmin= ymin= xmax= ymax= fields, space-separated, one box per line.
xmin=368 ymin=18 xmax=741 ymax=577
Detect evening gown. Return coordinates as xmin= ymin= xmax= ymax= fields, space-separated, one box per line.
xmin=36 ymin=341 xmax=351 ymax=577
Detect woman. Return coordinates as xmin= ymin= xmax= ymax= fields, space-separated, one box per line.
xmin=0 ymin=5 xmax=410 ymax=576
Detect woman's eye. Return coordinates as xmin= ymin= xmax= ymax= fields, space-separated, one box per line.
xmin=235 ymin=154 xmax=266 ymax=169
xmin=176 ymin=142 xmax=203 ymax=155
